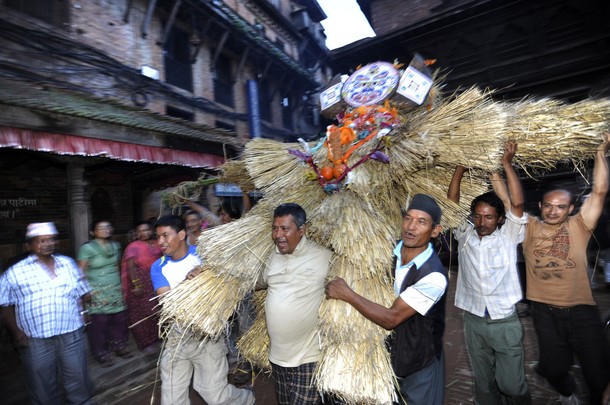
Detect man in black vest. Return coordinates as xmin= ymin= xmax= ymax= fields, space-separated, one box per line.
xmin=325 ymin=194 xmax=447 ymax=405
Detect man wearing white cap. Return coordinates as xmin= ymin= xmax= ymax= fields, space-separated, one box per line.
xmin=0 ymin=222 xmax=93 ymax=404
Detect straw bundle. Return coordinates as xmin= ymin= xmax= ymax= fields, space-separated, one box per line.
xmin=161 ymin=175 xmax=219 ymax=212
xmin=315 ymin=253 xmax=395 ymax=404
xmin=243 ymin=140 xmax=328 ymax=212
xmin=243 ymin=138 xmax=308 ymax=192
xmin=237 ymin=290 xmax=271 ymax=370
xmin=157 ymin=269 xmax=243 ymax=339
xmin=507 ymin=97 xmax=610 ymax=171
xmin=307 ymin=192 xmax=396 ymax=277
xmin=272 ymin=180 xmax=328 ymax=221
xmin=430 ymin=89 xmax=506 ymax=171
xmin=219 ymin=159 xmax=255 ymax=192
xmin=315 ymin=337 xmax=396 ymax=405
xmin=318 ymin=256 xmax=394 ymax=343
xmin=389 ymin=87 xmax=505 ymax=180
xmin=196 ymin=211 xmax=273 ymax=284
xmin=345 ymin=159 xmax=404 ymax=224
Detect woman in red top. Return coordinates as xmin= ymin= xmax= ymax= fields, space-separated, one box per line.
xmin=121 ymin=221 xmax=162 ymax=354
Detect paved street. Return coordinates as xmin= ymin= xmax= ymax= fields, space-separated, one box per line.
xmin=1 ymin=266 xmax=609 ymax=405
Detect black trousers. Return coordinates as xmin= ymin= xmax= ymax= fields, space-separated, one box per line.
xmin=531 ymin=302 xmax=610 ymax=404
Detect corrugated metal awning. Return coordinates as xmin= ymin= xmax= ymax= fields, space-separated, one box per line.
xmin=0 ymin=126 xmax=224 ymax=168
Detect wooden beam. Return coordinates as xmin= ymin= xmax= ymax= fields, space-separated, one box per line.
xmin=297 ymin=37 xmax=310 ymax=55
xmin=0 ymin=106 xmax=165 ymax=147
xmin=190 ymin=18 xmax=212 ymax=63
xmin=211 ymin=30 xmax=230 ymax=68
xmin=234 ymin=46 xmax=250 ymax=83
xmin=141 ymin=0 xmax=158 ymax=39
xmin=260 ymin=59 xmax=272 ymax=79
xmin=160 ymin=0 xmax=183 ymax=47
xmin=123 ymin=0 xmax=133 ymax=23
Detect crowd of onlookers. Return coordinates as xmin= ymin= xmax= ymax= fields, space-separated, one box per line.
xmin=1 ymin=135 xmax=610 ymax=405
xmin=0 ymin=197 xmax=249 ymax=404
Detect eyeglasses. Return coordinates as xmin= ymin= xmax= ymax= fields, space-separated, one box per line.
xmin=95 ymin=225 xmax=113 ymax=231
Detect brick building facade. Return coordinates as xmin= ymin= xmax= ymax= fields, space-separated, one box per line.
xmin=0 ymin=0 xmax=331 ymax=263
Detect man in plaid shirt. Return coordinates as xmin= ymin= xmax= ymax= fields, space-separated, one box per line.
xmin=0 ymin=222 xmax=93 ymax=405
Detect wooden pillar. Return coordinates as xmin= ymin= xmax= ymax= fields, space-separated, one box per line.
xmin=67 ymin=162 xmax=89 ymax=256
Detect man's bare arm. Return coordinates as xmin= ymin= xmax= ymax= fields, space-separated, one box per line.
xmin=155 ymin=286 xmax=170 ymax=295
xmin=490 ymin=172 xmax=510 ymax=211
xmin=447 ymin=166 xmax=467 ymax=204
xmin=1 ymin=305 xmax=28 ymax=348
xmin=325 ymin=277 xmax=416 ymax=330
xmin=181 ymin=198 xmax=222 ymax=227
xmin=500 ymin=140 xmax=524 ymax=217
xmin=580 ymin=132 xmax=610 ymax=229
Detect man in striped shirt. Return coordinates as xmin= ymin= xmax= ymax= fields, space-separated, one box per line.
xmin=0 ymin=222 xmax=93 ymax=404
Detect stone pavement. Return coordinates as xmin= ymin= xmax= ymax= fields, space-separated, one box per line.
xmin=1 ymin=266 xmax=609 ymax=405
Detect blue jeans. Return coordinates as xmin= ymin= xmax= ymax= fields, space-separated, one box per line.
xmin=531 ymin=302 xmax=610 ymax=404
xmin=19 ymin=328 xmax=93 ymax=405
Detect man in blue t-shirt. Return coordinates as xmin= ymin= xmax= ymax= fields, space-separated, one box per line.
xmin=151 ymin=215 xmax=254 ymax=405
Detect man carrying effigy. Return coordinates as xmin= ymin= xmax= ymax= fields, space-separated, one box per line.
xmin=325 ymin=194 xmax=447 ymax=405
xmin=258 ymin=203 xmax=333 ymax=405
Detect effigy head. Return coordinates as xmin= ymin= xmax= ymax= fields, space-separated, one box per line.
xmin=291 ymin=55 xmax=438 ymax=194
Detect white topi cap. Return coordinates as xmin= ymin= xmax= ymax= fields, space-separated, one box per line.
xmin=26 ymin=222 xmax=59 ymax=239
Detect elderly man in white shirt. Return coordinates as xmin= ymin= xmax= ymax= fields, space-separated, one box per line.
xmin=447 ymin=141 xmax=531 ymax=405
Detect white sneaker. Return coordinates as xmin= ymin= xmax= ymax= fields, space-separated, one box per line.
xmin=559 ymin=394 xmax=580 ymax=405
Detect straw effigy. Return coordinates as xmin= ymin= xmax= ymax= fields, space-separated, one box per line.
xmin=159 ymin=72 xmax=610 ymax=404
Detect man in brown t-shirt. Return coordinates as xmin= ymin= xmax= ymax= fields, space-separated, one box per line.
xmin=522 ymin=132 xmax=610 ymax=404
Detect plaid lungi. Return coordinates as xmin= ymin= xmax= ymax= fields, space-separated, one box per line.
xmin=271 ymin=361 xmax=320 ymax=405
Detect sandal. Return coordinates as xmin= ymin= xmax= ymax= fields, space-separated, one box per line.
xmin=98 ymin=356 xmax=116 ymax=368
xmin=115 ymin=348 xmax=134 ymax=359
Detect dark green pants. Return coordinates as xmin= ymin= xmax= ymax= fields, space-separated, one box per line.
xmin=463 ymin=311 xmax=531 ymax=405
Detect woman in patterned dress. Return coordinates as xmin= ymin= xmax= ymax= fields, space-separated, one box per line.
xmin=121 ymin=221 xmax=162 ymax=354
xmin=78 ymin=220 xmax=132 ymax=367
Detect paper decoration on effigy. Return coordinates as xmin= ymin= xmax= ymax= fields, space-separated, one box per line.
xmin=158 ymin=54 xmax=610 ymax=405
